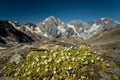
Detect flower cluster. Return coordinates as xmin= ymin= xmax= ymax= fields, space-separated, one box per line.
xmin=4 ymin=45 xmax=118 ymax=80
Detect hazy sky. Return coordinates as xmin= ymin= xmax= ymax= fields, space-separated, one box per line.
xmin=0 ymin=0 xmax=120 ymax=24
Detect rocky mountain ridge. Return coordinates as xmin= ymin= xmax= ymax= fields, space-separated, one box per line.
xmin=0 ymin=16 xmax=119 ymax=48
xmin=9 ymin=16 xmax=120 ymax=40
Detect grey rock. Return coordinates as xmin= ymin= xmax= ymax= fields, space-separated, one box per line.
xmin=9 ymin=53 xmax=23 ymax=64
xmin=2 ymin=77 xmax=12 ymax=80
xmin=99 ymin=71 xmax=111 ymax=80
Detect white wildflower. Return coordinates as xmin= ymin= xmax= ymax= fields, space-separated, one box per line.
xmin=44 ymin=60 xmax=48 ymax=65
xmin=56 ymin=59 xmax=61 ymax=63
xmin=14 ymin=73 xmax=18 ymax=76
xmin=81 ymin=75 xmax=85 ymax=79
xmin=73 ymin=74 xmax=76 ymax=77
xmin=91 ymin=60 xmax=94 ymax=64
xmin=35 ymin=57 xmax=39 ymax=62
xmin=21 ymin=64 xmax=24 ymax=67
xmin=50 ymin=50 xmax=53 ymax=53
xmin=37 ymin=63 xmax=40 ymax=66
xmin=61 ymin=52 xmax=64 ymax=56
xmin=36 ymin=67 xmax=40 ymax=72
xmin=25 ymin=68 xmax=28 ymax=71
xmin=31 ymin=62 xmax=35 ymax=66
xmin=82 ymin=58 xmax=85 ymax=62
xmin=27 ymin=77 xmax=30 ymax=80
xmin=85 ymin=52 xmax=88 ymax=56
xmin=68 ymin=52 xmax=71 ymax=55
xmin=68 ymin=66 xmax=72 ymax=70
xmin=53 ymin=53 xmax=56 ymax=57
xmin=106 ymin=63 xmax=110 ymax=67
xmin=61 ymin=56 xmax=65 ymax=60
xmin=28 ymin=65 xmax=31 ymax=68
xmin=87 ymin=53 xmax=91 ymax=56
xmin=53 ymin=67 xmax=56 ymax=70
xmin=83 ymin=56 xmax=87 ymax=59
xmin=27 ymin=71 xmax=31 ymax=75
xmin=40 ymin=62 xmax=44 ymax=64
xmin=45 ymin=68 xmax=48 ymax=72
xmin=78 ymin=57 xmax=81 ymax=60
xmin=45 ymin=51 xmax=47 ymax=53
xmin=48 ymin=58 xmax=52 ymax=62
xmin=83 ymin=61 xmax=88 ymax=64
xmin=51 ymin=76 xmax=55 ymax=80
xmin=71 ymin=58 xmax=75 ymax=61
xmin=53 ymin=70 xmax=56 ymax=74
xmin=23 ymin=73 xmax=26 ymax=77
xmin=45 ymin=65 xmax=49 ymax=68
xmin=43 ymin=77 xmax=46 ymax=80
xmin=100 ymin=58 xmax=104 ymax=61
xmin=66 ymin=56 xmax=69 ymax=59
xmin=97 ymin=57 xmax=100 ymax=60
xmin=60 ymin=76 xmax=62 ymax=79
xmin=41 ymin=56 xmax=47 ymax=59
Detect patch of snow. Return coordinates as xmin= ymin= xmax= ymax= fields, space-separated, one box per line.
xmin=58 ymin=25 xmax=66 ymax=33
xmin=84 ymin=30 xmax=88 ymax=33
xmin=67 ymin=24 xmax=79 ymax=35
xmin=115 ymin=21 xmax=120 ymax=24
xmin=8 ymin=21 xmax=16 ymax=28
xmin=101 ymin=18 xmax=105 ymax=21
xmin=8 ymin=21 xmax=22 ymax=30
xmin=44 ymin=16 xmax=54 ymax=22
xmin=45 ymin=18 xmax=49 ymax=22
xmin=34 ymin=27 xmax=41 ymax=33
xmin=62 ymin=22 xmax=64 ymax=24
xmin=42 ymin=22 xmax=45 ymax=25
xmin=67 ymin=24 xmax=75 ymax=28
xmin=25 ymin=26 xmax=33 ymax=33
xmin=88 ymin=23 xmax=100 ymax=32
xmin=44 ymin=33 xmax=48 ymax=37
xmin=8 ymin=21 xmax=12 ymax=24
xmin=104 ymin=21 xmax=109 ymax=24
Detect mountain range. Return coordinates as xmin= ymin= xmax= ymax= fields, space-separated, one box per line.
xmin=0 ymin=16 xmax=119 ymax=47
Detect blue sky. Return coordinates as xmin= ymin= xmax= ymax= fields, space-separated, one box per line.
xmin=0 ymin=0 xmax=120 ymax=24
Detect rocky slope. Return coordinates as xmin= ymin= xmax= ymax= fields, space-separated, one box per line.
xmin=0 ymin=21 xmax=34 ymax=47
xmin=86 ymin=24 xmax=120 ymax=63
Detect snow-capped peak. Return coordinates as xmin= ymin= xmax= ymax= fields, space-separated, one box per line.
xmin=44 ymin=16 xmax=56 ymax=22
xmin=100 ymin=18 xmax=105 ymax=21
xmin=115 ymin=21 xmax=120 ymax=24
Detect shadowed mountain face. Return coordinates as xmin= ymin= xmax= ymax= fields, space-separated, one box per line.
xmin=9 ymin=21 xmax=48 ymax=42
xmin=0 ymin=21 xmax=34 ymax=46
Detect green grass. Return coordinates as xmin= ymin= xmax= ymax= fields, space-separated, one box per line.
xmin=4 ymin=46 xmax=119 ymax=80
